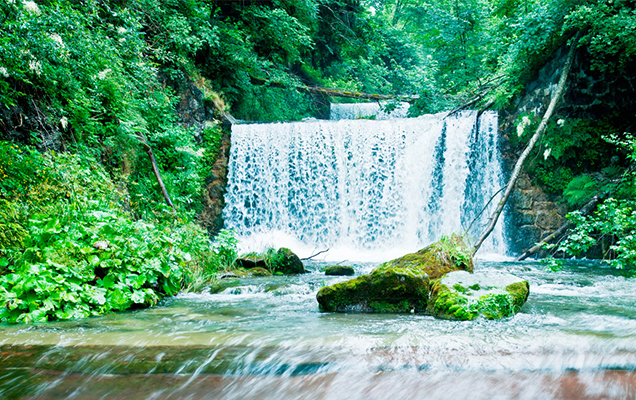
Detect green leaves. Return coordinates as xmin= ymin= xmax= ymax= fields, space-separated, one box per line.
xmin=0 ymin=150 xmax=230 ymax=324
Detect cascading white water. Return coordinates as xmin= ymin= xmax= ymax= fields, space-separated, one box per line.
xmin=223 ymin=111 xmax=507 ymax=260
xmin=329 ymin=101 xmax=410 ymax=120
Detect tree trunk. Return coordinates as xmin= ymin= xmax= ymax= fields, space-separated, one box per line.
xmin=249 ymin=76 xmax=419 ymax=103
xmin=300 ymin=86 xmax=419 ymax=102
xmin=137 ymin=133 xmax=176 ymax=213
xmin=471 ymin=34 xmax=580 ymax=256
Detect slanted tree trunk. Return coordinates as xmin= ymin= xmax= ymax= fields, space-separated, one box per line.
xmin=137 ymin=132 xmax=176 ymax=213
xmin=472 ymin=34 xmax=580 ymax=256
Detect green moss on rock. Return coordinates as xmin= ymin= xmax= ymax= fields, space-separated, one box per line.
xmin=250 ymin=267 xmax=272 ymax=277
xmin=267 ymin=247 xmax=305 ymax=274
xmin=316 ymin=268 xmax=429 ymax=313
xmin=375 ymin=234 xmax=473 ymax=280
xmin=316 ymin=234 xmax=473 ymax=313
xmin=427 ymin=271 xmax=530 ymax=320
xmin=324 ymin=265 xmax=355 ymax=276
xmin=235 ymin=248 xmax=306 ymax=275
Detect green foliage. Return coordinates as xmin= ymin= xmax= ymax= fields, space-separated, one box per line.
xmin=0 ymin=145 xmax=227 ymax=323
xmin=202 ymin=123 xmax=224 ymax=166
xmin=558 ymin=199 xmax=636 ymax=270
xmin=564 ymin=0 xmax=636 ymax=74
xmin=516 ymin=117 xmax=622 ymax=196
xmin=541 ymin=255 xmax=564 ymax=272
xmin=563 ymin=175 xmax=600 ymax=208
xmin=0 ymin=142 xmax=52 ymax=199
xmin=210 ymin=229 xmax=239 ymax=271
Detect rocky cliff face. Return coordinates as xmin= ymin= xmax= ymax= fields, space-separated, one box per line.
xmin=500 ymin=43 xmax=636 ymax=255
xmin=170 ymin=77 xmax=231 ymax=235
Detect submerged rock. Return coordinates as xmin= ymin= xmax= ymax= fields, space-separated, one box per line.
xmin=324 ymin=265 xmax=355 ymax=276
xmin=427 ymin=271 xmax=530 ymax=320
xmin=317 ymin=235 xmax=472 ymax=313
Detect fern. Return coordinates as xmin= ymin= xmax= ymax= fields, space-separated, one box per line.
xmin=563 ymin=175 xmax=600 ymax=208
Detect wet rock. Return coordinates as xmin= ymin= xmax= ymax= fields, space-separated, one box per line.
xmin=268 ymin=248 xmax=306 ymax=274
xmin=427 ymin=271 xmax=530 ymax=321
xmin=235 ymin=248 xmax=305 ymax=275
xmin=513 ymin=190 xmax=534 ymax=210
xmin=536 ymin=208 xmax=563 ymax=230
xmin=235 ymin=255 xmax=267 ymax=270
xmin=316 ymin=235 xmax=472 ymax=313
xmin=316 ymin=267 xmax=430 ymax=313
xmin=324 ymin=265 xmax=355 ymax=276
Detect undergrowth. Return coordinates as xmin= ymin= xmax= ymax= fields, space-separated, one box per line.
xmin=0 ymin=142 xmax=236 ymax=323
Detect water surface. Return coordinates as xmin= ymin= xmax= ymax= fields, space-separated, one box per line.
xmin=0 ymin=260 xmax=635 ymax=399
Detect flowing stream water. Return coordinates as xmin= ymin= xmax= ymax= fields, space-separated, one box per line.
xmin=0 ymin=260 xmax=635 ymax=399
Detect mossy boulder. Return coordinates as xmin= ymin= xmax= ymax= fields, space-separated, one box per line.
xmin=268 ymin=247 xmax=305 ymax=274
xmin=324 ymin=265 xmax=355 ymax=276
xmin=316 ymin=234 xmax=473 ymax=313
xmin=375 ymin=234 xmax=474 ymax=279
xmin=316 ymin=266 xmax=430 ymax=312
xmin=235 ymin=248 xmax=305 ymax=275
xmin=427 ymin=271 xmax=530 ymax=321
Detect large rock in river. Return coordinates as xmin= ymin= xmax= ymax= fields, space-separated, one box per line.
xmin=427 ymin=270 xmax=530 ymax=320
xmin=234 ymin=248 xmax=306 ymax=275
xmin=316 ymin=235 xmax=473 ymax=312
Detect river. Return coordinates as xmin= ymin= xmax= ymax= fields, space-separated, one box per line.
xmin=0 ymin=259 xmax=634 ymax=399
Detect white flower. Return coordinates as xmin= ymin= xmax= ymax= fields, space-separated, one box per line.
xmin=49 ymin=33 xmax=64 ymax=47
xmin=0 ymin=66 xmax=8 ymax=78
xmin=97 ymin=69 xmax=112 ymax=79
xmin=543 ymin=148 xmax=552 ymax=160
xmin=517 ymin=116 xmax=531 ymax=137
xmin=29 ymin=59 xmax=42 ymax=75
xmin=517 ymin=115 xmax=530 ymax=136
xmin=117 ymin=27 xmax=127 ymax=34
xmin=22 ymin=1 xmax=41 ymax=14
xmin=60 ymin=116 xmax=68 ymax=130
xmin=557 ymin=119 xmax=565 ymax=127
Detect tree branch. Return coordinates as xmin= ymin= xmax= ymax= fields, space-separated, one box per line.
xmin=472 ymin=34 xmax=580 ymax=256
xmin=137 ymin=133 xmax=176 ymax=213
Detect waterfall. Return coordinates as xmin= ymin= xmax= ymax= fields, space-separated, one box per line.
xmin=223 ymin=111 xmax=507 ymax=261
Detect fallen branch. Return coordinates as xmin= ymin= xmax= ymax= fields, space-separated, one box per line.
xmin=300 ymin=86 xmax=419 ymax=103
xmin=137 ymin=132 xmax=176 ymax=213
xmin=249 ymin=76 xmax=419 ymax=103
xmin=301 ymin=248 xmax=330 ymax=261
xmin=472 ymin=33 xmax=580 ymax=256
